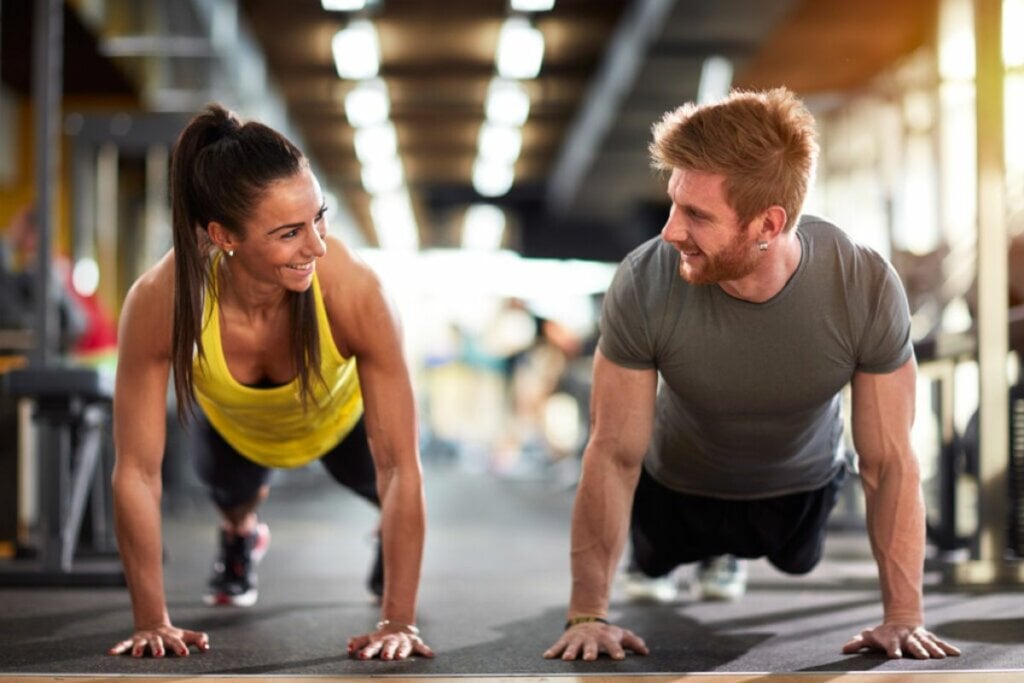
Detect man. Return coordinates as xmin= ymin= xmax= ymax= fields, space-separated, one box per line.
xmin=543 ymin=88 xmax=960 ymax=661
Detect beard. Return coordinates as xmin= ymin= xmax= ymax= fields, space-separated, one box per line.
xmin=677 ymin=233 xmax=760 ymax=285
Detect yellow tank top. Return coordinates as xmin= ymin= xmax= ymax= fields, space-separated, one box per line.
xmin=192 ymin=259 xmax=363 ymax=468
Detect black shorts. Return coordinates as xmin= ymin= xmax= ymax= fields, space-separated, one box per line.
xmin=189 ymin=412 xmax=379 ymax=511
xmin=629 ymin=464 xmax=847 ymax=577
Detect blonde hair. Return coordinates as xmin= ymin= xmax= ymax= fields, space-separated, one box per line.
xmin=649 ymin=87 xmax=818 ymax=232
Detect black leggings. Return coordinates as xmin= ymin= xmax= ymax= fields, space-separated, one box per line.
xmin=189 ymin=413 xmax=380 ymax=512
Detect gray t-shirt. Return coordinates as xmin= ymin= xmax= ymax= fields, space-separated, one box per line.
xmin=599 ymin=215 xmax=913 ymax=499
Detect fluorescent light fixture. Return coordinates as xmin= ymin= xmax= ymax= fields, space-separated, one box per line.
xmin=354 ymin=122 xmax=398 ymax=165
xmin=477 ymin=122 xmax=522 ymax=163
xmin=511 ymin=0 xmax=555 ymax=10
xmin=462 ymin=204 xmax=506 ymax=250
xmin=361 ymin=159 xmax=404 ymax=195
xmin=486 ymin=79 xmax=530 ymax=126
xmin=332 ymin=19 xmax=380 ymax=80
xmin=496 ymin=17 xmax=544 ymax=80
xmin=473 ymin=158 xmax=515 ymax=197
xmin=370 ymin=191 xmax=419 ymax=250
xmin=321 ymin=0 xmax=367 ymax=10
xmin=696 ymin=56 xmax=733 ymax=104
xmin=345 ymin=79 xmax=390 ymax=128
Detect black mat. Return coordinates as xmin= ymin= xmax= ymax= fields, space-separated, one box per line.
xmin=1 ymin=462 xmax=1022 ymax=676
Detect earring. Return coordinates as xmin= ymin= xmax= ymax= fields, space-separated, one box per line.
xmin=226 ymin=249 xmax=234 ymax=257
xmin=758 ymin=241 xmax=768 ymax=252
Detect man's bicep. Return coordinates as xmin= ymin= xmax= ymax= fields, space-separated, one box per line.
xmin=588 ymin=349 xmax=657 ymax=466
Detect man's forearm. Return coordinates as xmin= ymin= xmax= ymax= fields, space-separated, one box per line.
xmin=567 ymin=449 xmax=641 ymax=618
xmin=863 ymin=459 xmax=926 ymax=625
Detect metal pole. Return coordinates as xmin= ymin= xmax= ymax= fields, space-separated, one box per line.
xmin=31 ymin=0 xmax=63 ymax=367
xmin=952 ymin=0 xmax=1024 ymax=584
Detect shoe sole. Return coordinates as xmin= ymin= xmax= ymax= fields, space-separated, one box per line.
xmin=203 ymin=589 xmax=258 ymax=607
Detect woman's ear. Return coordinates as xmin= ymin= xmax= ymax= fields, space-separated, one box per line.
xmin=207 ymin=221 xmax=238 ymax=253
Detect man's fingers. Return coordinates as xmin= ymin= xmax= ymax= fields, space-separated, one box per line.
xmin=620 ymin=629 xmax=649 ymax=655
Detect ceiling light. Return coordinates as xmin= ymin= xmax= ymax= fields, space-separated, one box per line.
xmin=462 ymin=204 xmax=506 ymax=251
xmin=354 ymin=122 xmax=398 ymax=165
xmin=496 ymin=17 xmax=544 ymax=80
xmin=370 ymin=191 xmax=419 ymax=250
xmin=473 ymin=159 xmax=515 ymax=197
xmin=345 ymin=79 xmax=390 ymax=127
xmin=321 ymin=0 xmax=368 ymax=10
xmin=361 ymin=159 xmax=404 ymax=195
xmin=696 ymin=56 xmax=733 ymax=104
xmin=486 ymin=79 xmax=530 ymax=126
xmin=478 ymin=122 xmax=522 ymax=163
xmin=510 ymin=0 xmax=555 ymax=11
xmin=332 ymin=20 xmax=380 ymax=80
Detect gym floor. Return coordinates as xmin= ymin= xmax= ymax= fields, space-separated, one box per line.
xmin=1 ymin=457 xmax=1022 ymax=681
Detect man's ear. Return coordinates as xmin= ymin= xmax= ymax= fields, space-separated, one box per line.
xmin=759 ymin=205 xmax=788 ymax=240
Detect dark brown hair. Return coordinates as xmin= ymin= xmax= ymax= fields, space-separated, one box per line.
xmin=169 ymin=103 xmax=322 ymax=422
xmin=649 ymin=87 xmax=819 ymax=232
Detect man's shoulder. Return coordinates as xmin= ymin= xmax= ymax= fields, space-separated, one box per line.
xmin=622 ymin=235 xmax=676 ymax=274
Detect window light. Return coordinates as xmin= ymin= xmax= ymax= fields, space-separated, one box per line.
xmin=462 ymin=204 xmax=506 ymax=250
xmin=370 ymin=191 xmax=419 ymax=250
xmin=332 ymin=20 xmax=380 ymax=80
xmin=496 ymin=17 xmax=544 ymax=80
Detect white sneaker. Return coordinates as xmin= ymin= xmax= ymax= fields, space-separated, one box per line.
xmin=623 ymin=571 xmax=680 ymax=603
xmin=694 ymin=555 xmax=747 ymax=601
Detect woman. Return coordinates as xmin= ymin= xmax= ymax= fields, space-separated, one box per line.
xmin=108 ymin=104 xmax=431 ymax=661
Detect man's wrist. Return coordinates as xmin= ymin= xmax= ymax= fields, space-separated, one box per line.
xmin=564 ymin=615 xmax=609 ymax=630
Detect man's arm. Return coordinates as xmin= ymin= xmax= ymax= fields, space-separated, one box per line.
xmin=544 ymin=349 xmax=657 ymax=661
xmin=845 ymin=357 xmax=959 ymax=658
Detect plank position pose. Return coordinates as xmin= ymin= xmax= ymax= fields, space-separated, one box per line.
xmin=544 ymin=88 xmax=961 ymax=661
xmin=109 ymin=104 xmax=431 ymax=660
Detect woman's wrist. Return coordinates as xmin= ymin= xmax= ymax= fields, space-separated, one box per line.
xmin=564 ymin=615 xmax=609 ymax=630
xmin=376 ymin=619 xmax=420 ymax=636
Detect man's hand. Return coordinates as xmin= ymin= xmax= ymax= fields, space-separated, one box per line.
xmin=543 ymin=621 xmax=649 ymax=661
xmin=842 ymin=623 xmax=961 ymax=659
xmin=347 ymin=623 xmax=434 ymax=660
xmin=108 ymin=624 xmax=210 ymax=657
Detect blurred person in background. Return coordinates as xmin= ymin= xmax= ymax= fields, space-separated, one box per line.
xmin=0 ymin=203 xmax=87 ymax=352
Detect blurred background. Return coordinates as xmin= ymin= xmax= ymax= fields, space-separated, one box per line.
xmin=1 ymin=0 xmax=1023 ymax=585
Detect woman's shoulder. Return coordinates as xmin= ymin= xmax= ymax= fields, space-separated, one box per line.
xmin=316 ymin=235 xmax=382 ymax=303
xmin=123 ymin=250 xmax=177 ymax=321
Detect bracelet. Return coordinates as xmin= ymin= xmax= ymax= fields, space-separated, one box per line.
xmin=376 ymin=619 xmax=420 ymax=636
xmin=564 ymin=615 xmax=609 ymax=630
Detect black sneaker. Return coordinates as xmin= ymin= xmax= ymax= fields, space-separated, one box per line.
xmin=367 ymin=533 xmax=383 ymax=601
xmin=204 ymin=522 xmax=270 ymax=607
